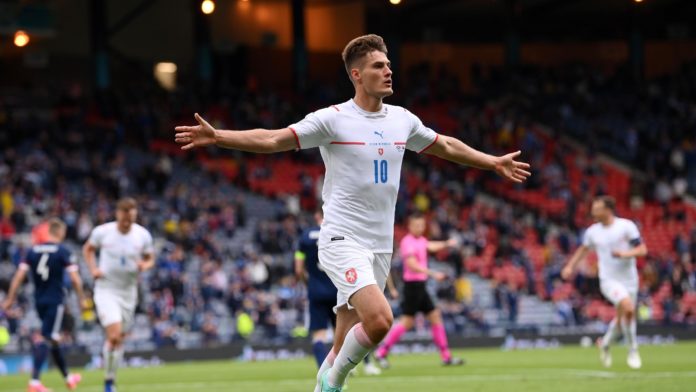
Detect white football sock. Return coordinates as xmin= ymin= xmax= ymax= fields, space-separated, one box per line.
xmin=328 ymin=323 xmax=375 ymax=388
xmin=601 ymin=318 xmax=621 ymax=348
xmin=103 ymin=342 xmax=124 ymax=380
xmin=315 ymin=348 xmax=336 ymax=392
xmin=621 ymin=317 xmax=638 ymax=351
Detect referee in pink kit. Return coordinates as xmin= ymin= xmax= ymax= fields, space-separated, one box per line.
xmin=375 ymin=212 xmax=464 ymax=367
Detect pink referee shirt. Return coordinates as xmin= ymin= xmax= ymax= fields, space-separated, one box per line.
xmin=400 ymin=234 xmax=429 ymax=282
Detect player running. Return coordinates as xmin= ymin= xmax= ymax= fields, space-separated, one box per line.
xmin=174 ymin=34 xmax=530 ymax=392
xmin=375 ymin=212 xmax=464 ymax=367
xmin=2 ymin=218 xmax=86 ymax=392
xmin=295 ymin=210 xmax=381 ymax=376
xmin=83 ymin=197 xmax=155 ymax=392
xmin=561 ymin=196 xmax=647 ymax=369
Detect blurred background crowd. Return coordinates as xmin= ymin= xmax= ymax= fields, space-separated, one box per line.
xmin=1 ymin=56 xmax=695 ymax=354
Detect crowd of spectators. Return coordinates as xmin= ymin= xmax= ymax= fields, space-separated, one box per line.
xmin=1 ymin=59 xmax=695 ymax=354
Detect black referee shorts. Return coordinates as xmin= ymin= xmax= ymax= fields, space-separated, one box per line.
xmin=401 ymin=281 xmax=436 ymax=316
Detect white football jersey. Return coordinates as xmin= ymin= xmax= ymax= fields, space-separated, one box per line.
xmin=289 ymin=99 xmax=438 ymax=252
xmin=582 ymin=217 xmax=642 ymax=286
xmin=88 ymin=222 xmax=154 ymax=295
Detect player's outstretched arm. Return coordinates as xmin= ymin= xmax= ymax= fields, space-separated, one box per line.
xmin=427 ymin=238 xmax=458 ymax=253
xmin=561 ymin=245 xmax=590 ymax=280
xmin=425 ymin=134 xmax=531 ymax=183
xmin=1 ymin=267 xmax=27 ymax=310
xmin=174 ymin=113 xmax=298 ymax=153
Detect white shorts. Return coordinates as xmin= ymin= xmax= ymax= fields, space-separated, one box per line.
xmin=318 ymin=237 xmax=392 ymax=313
xmin=600 ymin=279 xmax=638 ymax=307
xmin=94 ymin=288 xmax=137 ymax=331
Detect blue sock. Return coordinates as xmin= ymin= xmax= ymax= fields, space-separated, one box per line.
xmin=312 ymin=340 xmax=329 ymax=368
xmin=32 ymin=341 xmax=49 ymax=381
xmin=50 ymin=343 xmax=69 ymax=378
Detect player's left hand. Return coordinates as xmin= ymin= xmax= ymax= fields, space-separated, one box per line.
xmin=494 ymin=151 xmax=531 ymax=183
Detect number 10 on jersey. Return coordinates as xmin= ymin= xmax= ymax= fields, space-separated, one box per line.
xmin=373 ymin=160 xmax=388 ymax=184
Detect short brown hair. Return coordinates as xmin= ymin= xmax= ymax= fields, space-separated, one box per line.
xmin=47 ymin=218 xmax=66 ymax=237
xmin=116 ymin=197 xmax=137 ymax=211
xmin=594 ymin=195 xmax=616 ymax=212
xmin=341 ymin=34 xmax=388 ymax=78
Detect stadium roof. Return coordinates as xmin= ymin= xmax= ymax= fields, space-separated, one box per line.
xmin=362 ymin=0 xmax=696 ymax=42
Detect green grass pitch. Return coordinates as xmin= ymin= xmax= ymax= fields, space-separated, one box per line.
xmin=2 ymin=342 xmax=696 ymax=391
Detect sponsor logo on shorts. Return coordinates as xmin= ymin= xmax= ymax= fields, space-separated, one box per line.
xmin=345 ymin=268 xmax=358 ymax=284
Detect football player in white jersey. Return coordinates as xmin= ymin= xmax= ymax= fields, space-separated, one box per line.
xmin=174 ymin=34 xmax=530 ymax=392
xmin=562 ymin=196 xmax=648 ymax=369
xmin=83 ymin=197 xmax=154 ymax=392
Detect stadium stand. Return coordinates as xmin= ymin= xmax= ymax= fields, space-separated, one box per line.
xmin=1 ymin=61 xmax=695 ymax=356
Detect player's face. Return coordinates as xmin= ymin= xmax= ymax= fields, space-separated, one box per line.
xmin=591 ymin=201 xmax=610 ymax=222
xmin=408 ymin=217 xmax=426 ymax=237
xmin=356 ymin=51 xmax=393 ymax=98
xmin=116 ymin=207 xmax=138 ymax=228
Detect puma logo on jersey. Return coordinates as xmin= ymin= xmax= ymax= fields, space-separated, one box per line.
xmin=374 ymin=130 xmax=384 ymax=139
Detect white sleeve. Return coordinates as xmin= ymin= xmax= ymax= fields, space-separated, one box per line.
xmin=625 ymin=220 xmax=641 ymax=242
xmin=88 ymin=225 xmax=104 ymax=248
xmin=405 ymin=110 xmax=438 ymax=153
xmin=142 ymin=229 xmax=155 ymax=256
xmin=581 ymin=228 xmax=594 ymax=249
xmin=288 ymin=107 xmax=335 ymax=149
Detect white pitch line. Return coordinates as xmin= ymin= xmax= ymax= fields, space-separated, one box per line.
xmin=77 ymin=371 xmax=696 ymax=390
xmin=5 ymin=371 xmax=696 ymax=392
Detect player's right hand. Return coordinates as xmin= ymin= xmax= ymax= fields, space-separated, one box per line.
xmin=91 ymin=269 xmax=103 ymax=280
xmin=560 ymin=266 xmax=573 ymax=281
xmin=174 ymin=113 xmax=217 ymax=150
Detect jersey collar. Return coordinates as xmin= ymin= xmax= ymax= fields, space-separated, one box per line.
xmin=349 ymin=99 xmax=388 ymax=119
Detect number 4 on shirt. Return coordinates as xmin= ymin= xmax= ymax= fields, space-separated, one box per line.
xmin=37 ymin=253 xmax=50 ymax=281
xmin=373 ymin=160 xmax=388 ymax=184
